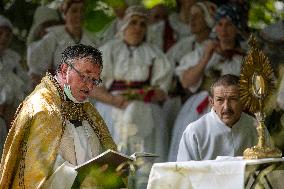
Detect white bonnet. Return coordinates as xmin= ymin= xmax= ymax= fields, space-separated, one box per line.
xmin=26 ymin=6 xmax=61 ymax=45
xmin=32 ymin=6 xmax=60 ymax=27
xmin=119 ymin=5 xmax=148 ymax=33
xmin=0 ymin=15 xmax=13 ymax=30
xmin=194 ymin=1 xmax=217 ymax=29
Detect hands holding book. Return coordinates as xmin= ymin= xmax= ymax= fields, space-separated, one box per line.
xmin=72 ymin=150 xmax=134 ymax=188
xmin=78 ymin=163 xmax=128 ymax=188
xmin=72 ymin=149 xmax=158 ymax=188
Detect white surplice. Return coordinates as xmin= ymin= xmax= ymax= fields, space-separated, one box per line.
xmin=43 ymin=120 xmax=103 ymax=189
xmin=177 ymin=109 xmax=258 ymax=161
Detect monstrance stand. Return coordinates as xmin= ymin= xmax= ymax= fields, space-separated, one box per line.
xmin=239 ymin=35 xmax=282 ymax=159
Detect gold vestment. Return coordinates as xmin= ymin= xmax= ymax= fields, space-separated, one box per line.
xmin=0 ymin=74 xmax=117 ymax=189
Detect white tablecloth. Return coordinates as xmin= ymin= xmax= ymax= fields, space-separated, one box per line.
xmin=147 ymin=157 xmax=284 ymax=189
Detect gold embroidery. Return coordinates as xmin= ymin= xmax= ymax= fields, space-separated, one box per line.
xmin=47 ymin=73 xmax=116 ymax=150
xmin=0 ymin=73 xmax=116 ymax=189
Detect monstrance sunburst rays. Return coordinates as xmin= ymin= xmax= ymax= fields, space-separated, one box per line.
xmin=240 ymin=35 xmax=282 ymax=159
xmin=239 ymin=38 xmax=274 ymax=113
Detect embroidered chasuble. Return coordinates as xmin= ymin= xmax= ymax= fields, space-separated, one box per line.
xmin=0 ymin=73 xmax=116 ymax=189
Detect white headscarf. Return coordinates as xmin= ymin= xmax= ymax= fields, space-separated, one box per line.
xmin=0 ymin=15 xmax=13 ymax=30
xmin=26 ymin=6 xmax=61 ymax=45
xmin=118 ymin=5 xmax=148 ymax=34
xmin=194 ymin=1 xmax=217 ymax=29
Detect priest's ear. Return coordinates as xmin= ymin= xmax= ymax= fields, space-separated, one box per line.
xmin=58 ymin=63 xmax=69 ymax=80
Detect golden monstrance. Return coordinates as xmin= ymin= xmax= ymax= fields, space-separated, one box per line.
xmin=239 ymin=35 xmax=282 ymax=159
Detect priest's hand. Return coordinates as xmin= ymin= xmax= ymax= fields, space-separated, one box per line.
xmin=81 ymin=163 xmax=128 ymax=187
xmin=115 ymin=162 xmax=130 ymax=178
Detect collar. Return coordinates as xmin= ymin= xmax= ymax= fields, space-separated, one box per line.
xmin=49 ymin=73 xmax=87 ymax=121
xmin=210 ymin=108 xmax=243 ymax=130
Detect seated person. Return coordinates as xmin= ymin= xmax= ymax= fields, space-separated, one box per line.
xmin=26 ymin=5 xmax=62 ymax=87
xmin=168 ymin=0 xmax=196 ymax=41
xmin=0 ymin=15 xmax=30 ymax=90
xmin=177 ymin=74 xmax=263 ymax=161
xmin=94 ymin=5 xmax=172 ymax=162
xmin=168 ymin=3 xmax=246 ymax=161
xmin=27 ymin=0 xmax=97 ymax=81
xmin=0 ymin=15 xmax=28 ymax=127
xmin=146 ymin=3 xmax=174 ymax=52
xmin=98 ymin=1 xmax=128 ymax=44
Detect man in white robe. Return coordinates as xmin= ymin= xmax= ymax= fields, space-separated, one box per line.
xmin=177 ymin=74 xmax=259 ymax=161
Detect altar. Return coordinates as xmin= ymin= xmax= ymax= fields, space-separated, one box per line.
xmin=146 ymin=157 xmax=284 ymax=189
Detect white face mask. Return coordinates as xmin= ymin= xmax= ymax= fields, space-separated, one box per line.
xmin=63 ymin=84 xmax=89 ymax=103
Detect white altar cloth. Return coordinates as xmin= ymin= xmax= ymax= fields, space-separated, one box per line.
xmin=147 ymin=157 xmax=284 ymax=189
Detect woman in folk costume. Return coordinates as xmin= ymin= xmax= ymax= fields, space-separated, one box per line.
xmin=93 ymin=5 xmax=173 ymax=162
xmin=26 ymin=5 xmax=62 ymax=46
xmin=0 ymin=66 xmax=29 ymax=154
xmin=163 ymin=1 xmax=217 ymax=136
xmin=0 ymin=56 xmax=26 ymax=143
xmin=168 ymin=3 xmax=246 ymax=161
xmin=166 ymin=1 xmax=217 ymax=68
xmin=168 ymin=0 xmax=196 ymax=42
xmin=0 ymin=42 xmax=25 ymax=155
xmin=26 ymin=5 xmax=62 ymax=87
xmin=147 ymin=0 xmax=196 ymax=52
xmin=0 ymin=15 xmax=30 ymax=90
xmin=98 ymin=1 xmax=128 ymax=44
xmin=0 ymin=15 xmax=28 ymax=128
xmin=146 ymin=3 xmax=169 ymax=51
xmin=27 ymin=0 xmax=98 ymax=81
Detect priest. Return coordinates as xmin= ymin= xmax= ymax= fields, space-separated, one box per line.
xmin=0 ymin=44 xmax=121 ymax=188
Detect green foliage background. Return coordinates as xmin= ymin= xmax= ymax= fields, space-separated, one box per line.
xmin=1 ymin=0 xmax=283 ymax=54
xmin=249 ymin=0 xmax=284 ymax=29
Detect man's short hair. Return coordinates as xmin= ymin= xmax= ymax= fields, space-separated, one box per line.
xmin=57 ymin=44 xmax=103 ymax=72
xmin=210 ymin=74 xmax=239 ymax=96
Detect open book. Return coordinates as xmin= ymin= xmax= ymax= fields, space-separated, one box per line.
xmin=72 ymin=149 xmax=159 ymax=188
xmin=73 ymin=149 xmax=135 ymax=188
xmin=75 ymin=149 xmax=135 ymax=171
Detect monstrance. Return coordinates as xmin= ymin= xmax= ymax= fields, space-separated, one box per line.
xmin=239 ymin=35 xmax=282 ymax=159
